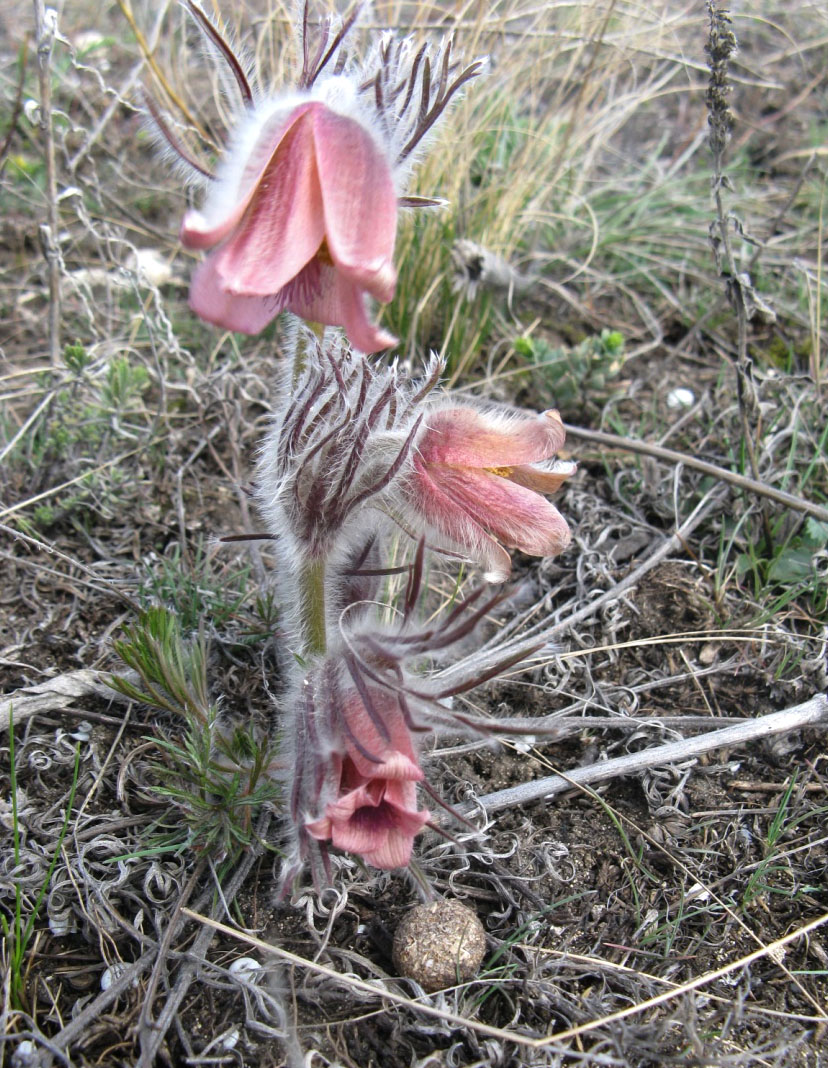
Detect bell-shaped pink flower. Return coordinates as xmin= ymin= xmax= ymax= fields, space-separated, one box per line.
xmin=180 ymin=99 xmax=398 ymax=353
xmin=305 ymin=689 xmax=429 ymax=869
xmin=306 ymin=755 xmax=429 ymax=869
xmin=409 ymin=406 xmax=574 ymax=581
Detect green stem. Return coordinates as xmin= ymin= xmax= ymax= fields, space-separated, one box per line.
xmin=299 ymin=556 xmax=327 ymax=656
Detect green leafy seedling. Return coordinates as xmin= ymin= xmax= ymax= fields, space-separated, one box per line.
xmin=515 ymin=329 xmax=624 ymax=413
xmin=112 ymin=607 xmax=280 ymax=860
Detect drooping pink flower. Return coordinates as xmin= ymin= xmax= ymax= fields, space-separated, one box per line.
xmin=305 ymin=690 xmax=430 ymax=869
xmin=180 ymin=99 xmax=398 ymax=353
xmin=306 ymin=755 xmax=429 ymax=869
xmin=408 ymin=406 xmax=574 ymax=581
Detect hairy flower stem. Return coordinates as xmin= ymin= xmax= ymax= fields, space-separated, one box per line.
xmin=299 ymin=556 xmax=327 ymax=656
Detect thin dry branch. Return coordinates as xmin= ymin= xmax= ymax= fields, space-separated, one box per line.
xmin=0 ymin=522 xmax=139 ymax=610
xmin=32 ymin=0 xmax=61 ymax=367
xmin=564 ymin=423 xmax=828 ymax=524
xmin=470 ymin=694 xmax=828 ymax=813
xmin=136 ymin=813 xmax=271 ymax=1068
xmin=47 ymin=825 xmax=265 ymax=1059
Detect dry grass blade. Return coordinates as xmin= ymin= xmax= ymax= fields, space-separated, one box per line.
xmin=540 ymin=911 xmax=828 ymax=1047
xmin=180 ymin=907 xmax=551 ymax=1049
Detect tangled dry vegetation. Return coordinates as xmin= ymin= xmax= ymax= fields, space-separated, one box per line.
xmin=1 ymin=0 xmax=827 ymax=1065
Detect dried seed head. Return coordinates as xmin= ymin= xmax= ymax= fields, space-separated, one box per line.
xmin=705 ymin=3 xmax=737 ymax=163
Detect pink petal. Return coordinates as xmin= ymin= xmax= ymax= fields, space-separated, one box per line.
xmin=337 ymin=280 xmax=397 ymax=354
xmin=180 ymin=209 xmax=227 ymax=253
xmin=289 ymin=264 xmax=397 ymax=354
xmin=432 ymin=466 xmax=571 ymax=556
xmin=414 ymin=460 xmax=570 ymax=560
xmin=332 ymin=818 xmax=387 ymax=855
xmin=507 ymin=460 xmax=576 ymax=494
xmin=210 ymin=110 xmax=326 ymax=297
xmin=333 ymin=801 xmax=429 ymax=863
xmin=305 ymin=814 xmax=332 ymax=841
xmin=188 ymin=255 xmax=283 ymax=333
xmin=312 ymin=107 xmax=397 ymax=300
xmin=329 ymin=787 xmax=425 ymax=843
xmin=411 ymin=463 xmax=517 ymax=579
xmin=350 ymin=748 xmax=423 ymax=782
xmin=343 ymin=695 xmax=422 ymax=779
xmin=388 ymin=804 xmax=430 ymax=838
xmin=363 ymin=829 xmax=417 ymax=869
xmin=382 ymin=777 xmax=420 ymax=807
xmin=180 ymin=102 xmax=317 ymax=251
xmin=326 ymin=783 xmax=379 ymax=823
xmin=419 ymin=408 xmax=566 ymax=468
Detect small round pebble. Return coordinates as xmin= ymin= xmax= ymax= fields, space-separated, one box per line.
xmin=228 ymin=956 xmax=261 ymax=982
xmin=392 ymin=900 xmax=486 ymax=992
xmin=666 ymin=387 xmax=695 ymax=409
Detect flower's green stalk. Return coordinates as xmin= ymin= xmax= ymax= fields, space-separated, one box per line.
xmin=299 ymin=556 xmax=327 ymax=656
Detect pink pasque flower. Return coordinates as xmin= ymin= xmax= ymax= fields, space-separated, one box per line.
xmin=409 ymin=406 xmax=574 ymax=581
xmin=180 ymin=98 xmax=398 ymax=354
xmin=306 ymin=691 xmax=429 ymax=869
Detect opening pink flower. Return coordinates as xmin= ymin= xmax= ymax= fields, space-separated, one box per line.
xmin=305 ymin=690 xmax=429 ymax=869
xmin=180 ymin=99 xmax=398 ymax=353
xmin=306 ymin=755 xmax=429 ymax=869
xmin=409 ymin=406 xmax=574 ymax=581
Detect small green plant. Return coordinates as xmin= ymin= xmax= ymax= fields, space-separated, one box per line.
xmin=3 ymin=348 xmax=154 ymax=530
xmin=235 ymin=591 xmax=281 ymax=646
xmin=515 ymin=328 xmax=624 ymax=412
xmin=742 ymin=773 xmax=828 ymax=908
xmin=100 ymin=356 xmax=150 ymax=409
xmin=62 ymin=341 xmax=93 ymax=374
xmin=138 ymin=540 xmax=251 ymax=633
xmin=112 ymin=607 xmax=280 ymax=860
xmin=734 ymin=517 xmax=828 ymax=621
xmin=1 ymin=709 xmax=81 ymax=1011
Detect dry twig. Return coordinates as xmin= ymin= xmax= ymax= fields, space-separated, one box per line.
xmin=470 ymin=694 xmax=828 ymax=813
xmin=32 ymin=0 xmax=61 ymax=366
xmin=565 ymin=423 xmax=828 ymax=524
